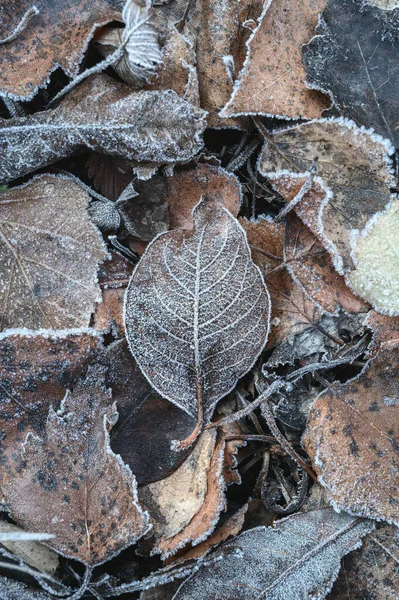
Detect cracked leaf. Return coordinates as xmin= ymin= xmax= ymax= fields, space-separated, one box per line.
xmin=303 ymin=340 xmax=399 ymax=525
xmin=221 ymin=0 xmax=330 ymax=119
xmin=302 ymin=0 xmax=399 ymax=147
xmin=0 ymin=0 xmax=123 ymax=100
xmin=1 ymin=364 xmax=149 ymax=565
xmin=0 ymin=175 xmax=107 ymax=331
xmin=0 ymin=74 xmax=207 ymax=184
xmin=125 ymin=196 xmax=270 ymax=448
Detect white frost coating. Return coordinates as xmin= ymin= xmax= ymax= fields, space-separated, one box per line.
xmin=0 ymin=532 xmax=54 ymax=541
xmin=0 ymin=327 xmax=102 ymax=342
xmin=124 ymin=197 xmax=271 ymax=432
xmin=0 ymin=576 xmax=51 ymax=599
xmin=171 ymin=509 xmax=374 ymax=600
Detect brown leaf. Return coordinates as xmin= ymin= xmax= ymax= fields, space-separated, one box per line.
xmin=365 ymin=310 xmax=399 ymax=357
xmin=2 ymin=364 xmax=149 ymax=565
xmin=0 ymin=330 xmax=103 ymax=492
xmin=86 ymin=154 xmax=134 ymax=202
xmin=125 ymin=196 xmax=270 ymax=449
xmin=106 ymin=339 xmax=195 ymax=485
xmin=241 ymin=214 xmax=366 ymax=348
xmin=0 ymin=175 xmax=107 ymax=331
xmin=167 ymin=164 xmax=242 ymax=231
xmin=0 ymin=74 xmax=207 ymax=184
xmin=303 ymin=340 xmax=399 ymax=525
xmin=94 ymin=252 xmax=133 ymax=337
xmin=221 ymin=0 xmax=330 ymax=119
xmin=0 ymin=522 xmax=59 ymax=575
xmin=0 ymin=0 xmax=123 ymax=100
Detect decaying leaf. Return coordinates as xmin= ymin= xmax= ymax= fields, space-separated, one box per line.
xmin=0 ymin=0 xmax=123 ymax=100
xmin=0 ymin=175 xmax=107 ymax=330
xmin=0 ymin=576 xmax=51 ymax=599
xmin=86 ymin=154 xmax=134 ymax=202
xmin=302 ymin=0 xmax=399 ymax=147
xmin=0 ymin=74 xmax=207 ymax=184
xmin=0 ymin=522 xmax=59 ymax=575
xmin=0 ymin=329 xmax=103 ymax=490
xmin=171 ymin=509 xmax=373 ymax=600
xmin=125 ymin=196 xmax=270 ymax=448
xmin=2 ymin=365 xmax=149 ymax=565
xmin=365 ymin=310 xmax=399 ymax=357
xmin=221 ymin=0 xmax=330 ymax=119
xmin=304 ymin=340 xmax=399 ymax=525
xmin=241 ymin=213 xmax=366 ymax=348
xmin=258 ymin=119 xmax=395 ymax=275
xmin=166 ymin=164 xmax=242 ymax=230
xmin=105 ymin=339 xmax=195 ymax=484
xmin=94 ymin=252 xmax=133 ymax=337
xmin=327 ymin=523 xmax=399 ymax=600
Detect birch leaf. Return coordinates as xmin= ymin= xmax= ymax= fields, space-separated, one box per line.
xmin=302 ymin=0 xmax=399 ymax=148
xmin=2 ymin=364 xmax=149 ymax=566
xmin=0 ymin=175 xmax=107 ymax=330
xmin=303 ymin=340 xmax=399 ymax=525
xmin=0 ymin=74 xmax=206 ymax=184
xmin=171 ymin=509 xmax=374 ymax=600
xmin=124 ymin=196 xmax=270 ymax=449
xmin=0 ymin=0 xmax=123 ymax=101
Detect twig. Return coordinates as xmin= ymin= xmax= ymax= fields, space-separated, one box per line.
xmin=0 ymin=6 xmax=39 ymax=45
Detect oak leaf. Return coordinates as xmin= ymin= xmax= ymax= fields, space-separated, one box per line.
xmin=0 ymin=75 xmax=206 ymax=184
xmin=221 ymin=0 xmax=330 ymax=120
xmin=2 ymin=364 xmax=149 ymax=565
xmin=0 ymin=175 xmax=107 ymax=331
xmin=0 ymin=0 xmax=123 ymax=100
xmin=303 ymin=340 xmax=399 ymax=525
xmin=125 ymin=196 xmax=270 ymax=448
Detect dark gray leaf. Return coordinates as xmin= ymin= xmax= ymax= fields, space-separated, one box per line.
xmin=302 ymin=0 xmax=399 ymax=147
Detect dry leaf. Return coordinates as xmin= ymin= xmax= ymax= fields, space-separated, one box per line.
xmin=105 ymin=339 xmax=195 ymax=484
xmin=94 ymin=252 xmax=133 ymax=336
xmin=0 ymin=74 xmax=206 ymax=184
xmin=125 ymin=196 xmax=270 ymax=448
xmin=0 ymin=330 xmax=103 ymax=491
xmin=0 ymin=0 xmax=123 ymax=100
xmin=364 ymin=310 xmax=399 ymax=357
xmin=0 ymin=576 xmax=51 ymax=599
xmin=304 ymin=340 xmax=399 ymax=525
xmin=86 ymin=154 xmax=134 ymax=202
xmin=0 ymin=175 xmax=107 ymax=330
xmin=2 ymin=364 xmax=149 ymax=565
xmin=171 ymin=509 xmax=374 ymax=600
xmin=0 ymin=522 xmax=59 ymax=575
xmin=258 ymin=119 xmax=395 ymax=275
xmin=327 ymin=523 xmax=399 ymax=600
xmin=241 ymin=214 xmax=365 ymax=348
xmin=221 ymin=0 xmax=330 ymax=119
xmin=166 ymin=164 xmax=242 ymax=230
xmin=303 ymin=0 xmax=399 ymax=147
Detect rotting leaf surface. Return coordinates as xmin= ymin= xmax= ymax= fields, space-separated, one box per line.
xmin=125 ymin=196 xmax=270 ymax=448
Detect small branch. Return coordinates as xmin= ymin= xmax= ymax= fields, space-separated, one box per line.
xmin=0 ymin=6 xmax=39 ymax=45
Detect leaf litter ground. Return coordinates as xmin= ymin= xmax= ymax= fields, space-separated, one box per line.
xmin=0 ymin=0 xmax=399 ymax=599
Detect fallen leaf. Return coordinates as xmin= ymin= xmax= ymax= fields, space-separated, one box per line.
xmin=221 ymin=0 xmax=330 ymax=119
xmin=258 ymin=119 xmax=395 ymax=276
xmin=0 ymin=0 xmax=123 ymax=100
xmin=302 ymin=0 xmax=399 ymax=147
xmin=94 ymin=252 xmax=133 ymax=336
xmin=303 ymin=340 xmax=399 ymax=525
xmin=241 ymin=214 xmax=365 ymax=348
xmin=0 ymin=522 xmax=59 ymax=575
xmin=125 ymin=196 xmax=270 ymax=448
xmin=166 ymin=164 xmax=242 ymax=230
xmin=364 ymin=310 xmax=399 ymax=357
xmin=0 ymin=74 xmax=207 ymax=184
xmin=171 ymin=509 xmax=374 ymax=600
xmin=327 ymin=523 xmax=399 ymax=600
xmin=0 ymin=576 xmax=51 ymax=599
xmin=86 ymin=154 xmax=134 ymax=202
xmin=0 ymin=175 xmax=107 ymax=330
xmin=0 ymin=329 xmax=103 ymax=490
xmin=372 ymin=0 xmax=399 ymax=6
xmin=105 ymin=339 xmax=195 ymax=484
xmin=2 ymin=364 xmax=149 ymax=565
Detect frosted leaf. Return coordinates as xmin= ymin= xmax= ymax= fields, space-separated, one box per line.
xmin=0 ymin=523 xmax=59 ymax=575
xmin=302 ymin=0 xmax=399 ymax=147
xmin=94 ymin=252 xmax=133 ymax=337
xmin=221 ymin=0 xmax=330 ymax=120
xmin=258 ymin=119 xmax=394 ymax=275
xmin=0 ymin=329 xmax=103 ymax=495
xmin=364 ymin=310 xmax=399 ymax=357
xmin=88 ymin=199 xmax=121 ymax=232
xmin=0 ymin=74 xmax=207 ymax=184
xmin=0 ymin=0 xmax=123 ymax=101
xmin=371 ymin=0 xmax=399 ymax=7
xmin=124 ymin=196 xmax=270 ymax=449
xmin=0 ymin=175 xmax=108 ymax=330
xmin=171 ymin=509 xmax=374 ymax=600
xmin=303 ymin=340 xmax=399 ymax=525
xmin=327 ymin=523 xmax=399 ymax=600
xmin=349 ymin=199 xmax=399 ymax=315
xmin=0 ymin=576 xmax=51 ymax=599
xmin=2 ymin=364 xmax=149 ymax=566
